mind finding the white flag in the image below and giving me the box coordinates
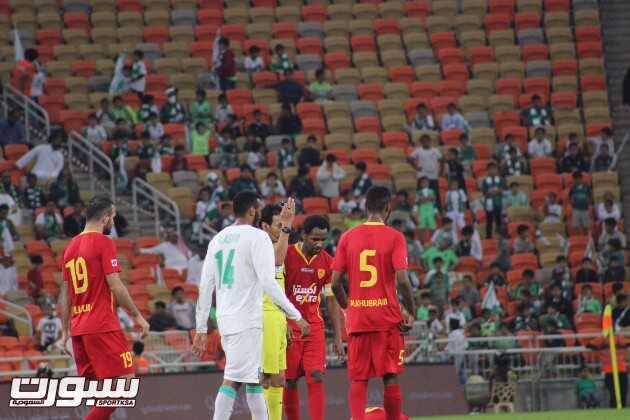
[211,28,222,88]
[13,26,24,61]
[109,53,127,95]
[482,282,503,315]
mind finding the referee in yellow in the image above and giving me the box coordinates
[259,198,295,419]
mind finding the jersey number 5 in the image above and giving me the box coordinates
[359,249,377,288]
[65,257,89,294]
[215,249,235,289]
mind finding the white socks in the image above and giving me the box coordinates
[213,385,236,420]
[246,385,269,420]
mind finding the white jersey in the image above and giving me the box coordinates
[196,224,302,336]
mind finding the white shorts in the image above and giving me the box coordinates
[221,327,263,384]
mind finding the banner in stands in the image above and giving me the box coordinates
[0,364,467,419]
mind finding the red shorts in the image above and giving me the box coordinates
[347,329,404,381]
[72,330,134,379]
[286,328,326,380]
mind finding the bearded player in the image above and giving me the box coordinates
[259,199,295,420]
[331,186,415,420]
[60,195,150,420]
[283,215,344,420]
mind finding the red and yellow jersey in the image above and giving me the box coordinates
[331,222,408,334]
[284,243,333,334]
[62,231,121,336]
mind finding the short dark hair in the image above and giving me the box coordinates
[133,49,144,58]
[171,286,184,295]
[449,318,461,330]
[523,269,535,278]
[155,301,166,309]
[30,255,43,265]
[132,341,144,355]
[219,37,229,47]
[355,161,367,171]
[260,203,282,227]
[517,224,529,234]
[302,215,329,234]
[365,186,391,213]
[232,190,261,218]
[0,204,8,212]
[86,195,114,221]
[582,284,592,292]
[605,217,617,227]
[325,153,336,163]
[462,225,474,235]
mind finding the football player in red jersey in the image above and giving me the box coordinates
[331,186,415,420]
[283,215,344,420]
[60,196,150,420]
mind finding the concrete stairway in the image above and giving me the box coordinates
[599,0,630,238]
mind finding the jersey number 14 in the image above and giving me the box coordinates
[215,249,235,289]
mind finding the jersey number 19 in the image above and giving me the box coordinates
[215,249,235,289]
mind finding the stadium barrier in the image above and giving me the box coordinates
[67,130,116,202]
[1,83,50,145]
[131,177,182,238]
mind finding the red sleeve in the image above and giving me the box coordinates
[100,236,121,275]
[322,254,333,285]
[391,231,408,271]
[331,232,348,273]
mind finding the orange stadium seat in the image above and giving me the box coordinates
[522,44,549,61]
[303,118,327,137]
[523,77,550,97]
[469,47,495,66]
[489,0,516,17]
[580,75,606,92]
[63,13,90,32]
[3,145,28,161]
[374,19,401,36]
[272,22,298,39]
[403,1,430,19]
[575,27,602,43]
[544,0,571,12]
[297,37,323,55]
[358,84,385,101]
[484,14,513,32]
[515,12,541,30]
[36,29,63,47]
[198,9,224,26]
[552,59,578,76]
[351,149,379,164]
[301,5,327,22]
[302,197,330,214]
[117,0,143,12]
[325,52,351,71]
[431,32,457,51]
[222,25,247,43]
[389,66,416,84]
[351,35,377,53]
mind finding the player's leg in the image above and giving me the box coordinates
[240,328,269,419]
[262,312,286,420]
[382,374,402,420]
[380,330,405,420]
[347,333,369,420]
[303,332,327,420]
[214,379,242,420]
[283,339,303,420]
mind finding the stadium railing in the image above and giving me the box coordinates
[1,83,50,145]
[67,130,116,202]
[131,177,182,238]
[0,297,33,337]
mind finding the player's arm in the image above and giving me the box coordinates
[396,270,416,319]
[392,231,416,328]
[192,248,216,357]
[274,198,295,265]
[59,271,72,353]
[106,273,149,336]
[324,286,344,356]
[331,271,348,309]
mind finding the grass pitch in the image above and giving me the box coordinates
[412,408,629,419]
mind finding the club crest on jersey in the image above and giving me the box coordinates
[317,269,326,279]
[111,259,118,267]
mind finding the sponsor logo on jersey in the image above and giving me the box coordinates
[292,283,319,304]
[111,259,118,267]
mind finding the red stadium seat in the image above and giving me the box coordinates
[443,64,469,82]
[354,117,381,134]
[44,79,66,96]
[431,96,457,116]
[59,111,89,133]
[469,47,495,66]
[382,132,409,148]
[324,52,351,71]
[522,44,549,62]
[523,77,550,98]
[403,0,430,19]
[302,197,330,215]
[302,118,327,137]
[374,19,401,36]
[575,27,602,43]
[296,37,323,55]
[489,0,516,17]
[484,14,513,32]
[117,0,142,12]
[198,9,224,26]
[185,155,209,171]
[544,0,570,12]
[226,89,253,106]
[530,158,556,175]
[358,84,385,101]
[430,32,457,51]
[351,35,377,53]
[351,149,379,164]
[580,75,606,92]
[63,13,90,32]
[438,80,466,98]
[301,4,327,22]
[410,81,437,99]
[388,66,416,84]
[297,103,323,119]
[3,145,28,161]
[252,72,278,88]
[195,24,221,42]
[36,29,63,47]
[221,25,247,43]
[493,111,521,133]
[551,91,577,109]
[496,78,523,99]
[71,60,96,77]
[552,59,578,76]
[438,48,465,66]
[327,148,351,165]
[144,26,170,45]
[272,22,298,39]
[515,12,541,31]
[366,164,391,180]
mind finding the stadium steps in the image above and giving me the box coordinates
[600,0,630,241]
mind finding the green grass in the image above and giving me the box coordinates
[411,408,630,420]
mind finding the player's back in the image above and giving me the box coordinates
[206,224,271,335]
[62,232,121,336]
[336,222,407,334]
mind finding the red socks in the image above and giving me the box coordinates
[283,386,300,420]
[349,380,368,420]
[85,407,116,420]
[384,383,402,420]
[306,381,325,420]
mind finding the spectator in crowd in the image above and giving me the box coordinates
[192,187,219,243]
[512,224,535,254]
[246,141,265,170]
[260,172,286,199]
[440,103,470,133]
[455,225,483,262]
[159,135,174,156]
[344,207,365,229]
[148,301,177,332]
[136,133,159,174]
[191,121,211,157]
[96,98,115,132]
[161,87,186,124]
[415,292,432,321]
[0,204,18,242]
[247,110,271,141]
[404,103,436,134]
[129,50,147,97]
[512,303,540,332]
[190,88,213,127]
[220,113,242,140]
[35,201,63,241]
[570,171,592,234]
[588,127,615,159]
[502,146,528,176]
[560,142,589,173]
[443,148,465,188]
[458,133,476,172]
[446,318,467,384]
[111,95,137,126]
[215,37,236,91]
[598,217,626,251]
[133,341,150,375]
[275,103,302,136]
[216,202,235,230]
[274,70,304,106]
[410,134,442,201]
[541,191,563,223]
[459,275,480,309]
[140,229,192,274]
[62,203,86,237]
[422,238,459,271]
[575,366,599,409]
[11,48,38,97]
[426,270,449,311]
[109,54,133,95]
[0,183,20,227]
[297,135,321,167]
[444,178,467,230]
[337,189,358,215]
[578,285,602,314]
[352,161,372,198]
[277,137,296,169]
[186,247,204,285]
[146,113,164,141]
[137,94,159,124]
[170,144,188,174]
[214,93,234,124]
[479,309,499,337]
[482,162,506,238]
[592,143,614,172]
[49,170,80,208]
[288,165,316,200]
[168,286,195,330]
[576,257,598,284]
[36,305,62,351]
[214,130,238,169]
[545,283,573,321]
[522,94,552,127]
[603,255,625,284]
[0,206,14,263]
[511,269,540,301]
[0,109,26,146]
[540,304,571,330]
[486,262,507,287]
[23,173,45,210]
[26,255,43,302]
[1,172,21,206]
[309,69,332,102]
[83,113,107,145]
[15,135,64,183]
[497,133,522,162]
[244,45,265,73]
[597,193,621,222]
[431,216,457,245]
[528,127,553,158]
[316,154,345,198]
[228,165,258,199]
[270,43,294,73]
[445,298,468,332]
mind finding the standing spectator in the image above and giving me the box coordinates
[96,97,116,132]
[309,69,332,102]
[0,109,26,146]
[0,204,18,242]
[22,173,45,210]
[1,172,21,205]
[297,135,321,167]
[112,95,137,126]
[228,165,259,199]
[35,306,62,351]
[288,165,316,200]
[458,133,476,172]
[243,45,265,73]
[168,286,195,330]
[415,176,437,236]
[592,143,614,172]
[528,127,553,158]
[247,110,271,140]
[274,70,305,106]
[161,87,186,124]
[404,103,436,134]
[588,127,615,159]
[215,37,236,91]
[316,154,346,198]
[34,201,63,241]
[11,48,38,97]
[522,94,552,127]
[410,134,442,201]
[444,178,467,230]
[482,162,506,238]
[140,229,192,274]
[351,161,372,198]
[440,103,470,133]
[275,103,302,136]
[446,318,467,384]
[148,301,177,332]
[214,93,234,124]
[109,54,133,95]
[459,275,480,309]
[247,142,265,170]
[597,194,621,222]
[270,43,294,73]
[277,137,296,169]
[443,148,465,189]
[260,172,286,199]
[191,121,211,157]
[190,88,213,126]
[569,171,592,234]
[49,170,80,208]
[137,94,159,124]
[561,142,589,173]
[130,50,147,97]
[186,248,204,285]
[15,136,64,183]
[83,113,107,145]
[62,203,86,237]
